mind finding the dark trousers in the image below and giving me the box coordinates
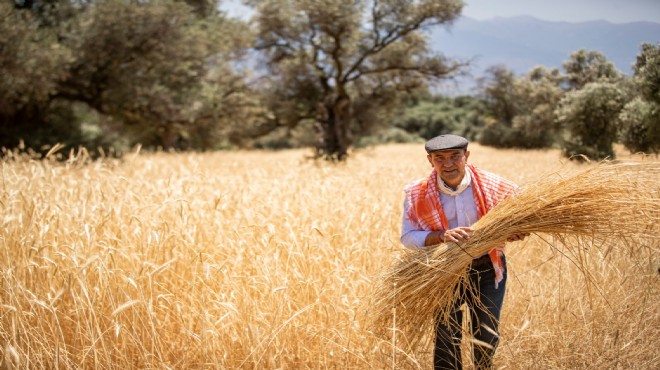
[433,255,507,370]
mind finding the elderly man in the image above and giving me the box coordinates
[400,134,523,369]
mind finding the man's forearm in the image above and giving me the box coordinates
[400,230,431,249]
[424,230,445,246]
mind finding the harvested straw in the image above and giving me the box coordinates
[370,161,660,349]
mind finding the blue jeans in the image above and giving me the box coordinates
[433,255,507,370]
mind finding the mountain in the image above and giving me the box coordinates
[430,16,660,80]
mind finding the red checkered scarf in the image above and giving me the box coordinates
[404,164,518,285]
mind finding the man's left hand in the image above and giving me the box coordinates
[507,232,530,242]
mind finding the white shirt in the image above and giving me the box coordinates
[400,183,479,249]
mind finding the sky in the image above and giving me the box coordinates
[222,0,660,24]
[462,0,660,24]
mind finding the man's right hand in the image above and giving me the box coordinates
[442,227,474,243]
[424,227,474,246]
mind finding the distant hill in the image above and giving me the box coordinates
[430,16,660,80]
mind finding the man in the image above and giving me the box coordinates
[400,134,524,369]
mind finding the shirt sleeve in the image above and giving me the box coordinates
[400,197,430,249]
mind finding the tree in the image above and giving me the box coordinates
[555,81,627,160]
[478,65,563,148]
[633,43,660,104]
[619,97,659,154]
[1,0,253,153]
[0,2,70,143]
[563,49,620,90]
[57,0,253,149]
[393,95,486,141]
[510,66,564,147]
[618,43,660,154]
[250,0,464,160]
[477,50,624,152]
[480,65,518,124]
[553,49,629,161]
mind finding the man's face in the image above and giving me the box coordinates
[427,149,470,188]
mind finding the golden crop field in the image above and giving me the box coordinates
[1,144,658,369]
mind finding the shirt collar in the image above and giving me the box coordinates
[437,169,471,196]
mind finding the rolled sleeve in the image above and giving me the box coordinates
[401,198,429,249]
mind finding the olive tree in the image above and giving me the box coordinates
[1,0,253,152]
[563,49,620,90]
[555,82,628,160]
[478,65,563,148]
[510,66,564,147]
[250,0,464,160]
[0,2,70,144]
[619,43,660,154]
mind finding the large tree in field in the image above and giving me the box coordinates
[1,0,254,152]
[250,0,464,160]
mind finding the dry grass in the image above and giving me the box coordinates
[0,144,658,369]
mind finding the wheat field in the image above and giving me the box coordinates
[1,144,658,369]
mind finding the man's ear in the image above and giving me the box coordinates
[464,150,470,162]
[427,154,433,166]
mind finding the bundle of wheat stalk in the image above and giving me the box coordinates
[370,161,660,349]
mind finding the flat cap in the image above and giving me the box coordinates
[424,134,469,153]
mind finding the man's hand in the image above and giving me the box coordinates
[507,232,530,242]
[425,227,474,246]
[443,227,474,243]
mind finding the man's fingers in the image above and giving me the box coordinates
[444,229,471,243]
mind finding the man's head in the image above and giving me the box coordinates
[425,134,470,189]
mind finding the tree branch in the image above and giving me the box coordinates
[342,15,436,84]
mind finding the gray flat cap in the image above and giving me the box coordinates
[424,134,468,153]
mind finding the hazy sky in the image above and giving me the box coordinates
[462,0,660,23]
[222,0,660,24]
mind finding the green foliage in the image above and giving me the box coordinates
[476,51,635,154]
[393,95,486,141]
[0,2,70,123]
[556,81,628,160]
[633,43,660,104]
[1,0,253,154]
[478,120,516,148]
[480,66,518,126]
[619,98,660,154]
[478,65,563,148]
[394,101,458,138]
[60,0,254,149]
[618,43,660,154]
[509,66,564,148]
[563,49,620,90]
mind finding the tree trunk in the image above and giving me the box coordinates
[159,123,183,150]
[315,94,351,161]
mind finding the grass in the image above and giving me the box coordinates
[0,144,658,369]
